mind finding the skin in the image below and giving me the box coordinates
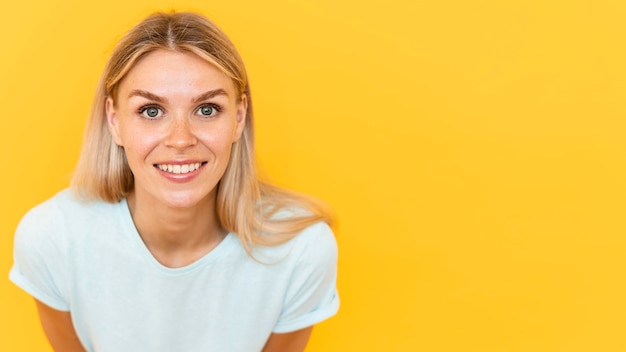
[106,49,247,267]
[35,300,84,352]
[36,49,314,351]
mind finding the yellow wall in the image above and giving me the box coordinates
[2,0,626,351]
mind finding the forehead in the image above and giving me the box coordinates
[117,49,236,97]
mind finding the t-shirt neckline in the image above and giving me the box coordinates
[119,197,237,276]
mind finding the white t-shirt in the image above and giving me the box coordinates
[9,190,339,352]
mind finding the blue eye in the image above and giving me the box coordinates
[139,105,163,119]
[197,104,220,117]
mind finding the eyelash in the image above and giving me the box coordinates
[137,103,222,119]
[138,104,163,119]
[196,103,222,117]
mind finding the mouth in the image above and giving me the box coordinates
[154,162,206,174]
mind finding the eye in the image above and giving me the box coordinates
[138,105,163,119]
[197,104,221,118]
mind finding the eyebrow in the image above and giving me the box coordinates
[127,89,229,104]
[128,90,165,102]
[192,89,228,104]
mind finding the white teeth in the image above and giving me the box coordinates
[157,163,202,174]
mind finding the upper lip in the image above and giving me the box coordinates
[154,160,205,165]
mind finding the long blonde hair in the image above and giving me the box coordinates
[71,12,334,251]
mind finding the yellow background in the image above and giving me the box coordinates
[2,0,626,351]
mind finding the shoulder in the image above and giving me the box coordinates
[294,222,338,275]
[11,189,117,311]
[17,190,74,241]
[290,222,337,258]
[247,221,338,292]
[251,221,338,271]
[16,189,121,245]
[21,188,108,217]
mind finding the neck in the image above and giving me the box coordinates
[126,190,226,268]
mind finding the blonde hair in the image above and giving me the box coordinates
[71,12,334,251]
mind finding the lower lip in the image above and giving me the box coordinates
[154,164,205,183]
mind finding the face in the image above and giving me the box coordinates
[106,49,246,210]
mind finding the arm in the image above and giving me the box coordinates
[35,300,86,352]
[262,327,313,352]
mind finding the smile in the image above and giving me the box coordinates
[155,162,204,174]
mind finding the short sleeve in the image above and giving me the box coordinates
[272,222,340,333]
[9,202,70,311]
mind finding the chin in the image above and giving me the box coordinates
[161,189,215,209]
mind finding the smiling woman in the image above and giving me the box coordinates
[8,12,338,352]
[107,50,245,217]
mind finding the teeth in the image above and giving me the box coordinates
[157,163,202,174]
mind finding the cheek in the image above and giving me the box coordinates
[199,138,231,162]
[119,126,161,160]
[197,121,238,148]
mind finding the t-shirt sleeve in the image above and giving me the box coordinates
[9,202,70,311]
[272,222,340,333]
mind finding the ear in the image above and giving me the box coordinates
[233,94,248,142]
[106,97,124,146]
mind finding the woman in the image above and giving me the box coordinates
[9,12,338,352]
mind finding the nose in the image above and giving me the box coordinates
[164,115,197,150]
